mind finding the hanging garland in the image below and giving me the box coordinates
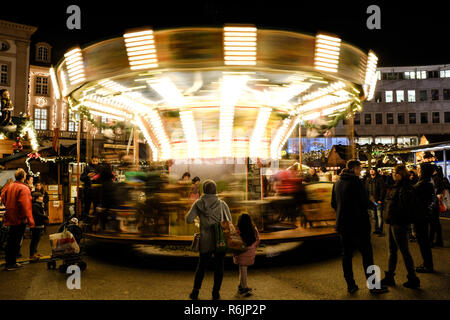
[68,96,133,133]
[25,152,76,177]
[0,118,40,152]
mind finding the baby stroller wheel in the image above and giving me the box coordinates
[47,261,56,269]
[77,261,87,271]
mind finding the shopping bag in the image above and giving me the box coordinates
[438,196,447,213]
[190,233,200,252]
[49,229,80,256]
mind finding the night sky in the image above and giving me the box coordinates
[1,0,449,67]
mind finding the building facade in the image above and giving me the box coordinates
[0,19,37,115]
[347,64,450,145]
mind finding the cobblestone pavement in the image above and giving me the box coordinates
[0,219,449,300]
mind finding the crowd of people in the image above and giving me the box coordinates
[332,160,448,294]
[0,169,52,270]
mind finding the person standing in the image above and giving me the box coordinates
[186,179,231,300]
[430,166,445,247]
[331,160,388,294]
[365,168,386,236]
[25,175,34,192]
[1,169,35,270]
[189,177,201,202]
[413,163,435,273]
[29,192,48,260]
[381,165,420,288]
[34,182,49,215]
[233,213,260,297]
[80,156,100,219]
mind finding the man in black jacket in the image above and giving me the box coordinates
[413,163,435,273]
[80,156,100,219]
[29,192,48,259]
[366,168,386,235]
[332,160,388,294]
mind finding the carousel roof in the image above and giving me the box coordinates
[53,27,378,161]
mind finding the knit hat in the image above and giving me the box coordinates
[203,179,217,194]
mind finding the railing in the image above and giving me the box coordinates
[36,130,128,142]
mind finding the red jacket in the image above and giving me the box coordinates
[1,181,34,227]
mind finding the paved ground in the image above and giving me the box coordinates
[0,219,449,300]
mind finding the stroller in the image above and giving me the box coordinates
[47,215,87,272]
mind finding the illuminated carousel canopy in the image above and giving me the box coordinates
[53,26,378,161]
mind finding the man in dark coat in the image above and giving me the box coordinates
[412,163,435,273]
[365,168,386,235]
[332,160,388,294]
[80,156,100,219]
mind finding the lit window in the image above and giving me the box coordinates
[408,90,416,102]
[440,70,445,78]
[404,71,415,79]
[0,63,8,85]
[35,77,49,95]
[376,71,381,80]
[385,91,393,103]
[396,90,404,102]
[375,137,395,144]
[34,108,48,130]
[447,70,450,78]
[68,113,80,132]
[416,71,427,79]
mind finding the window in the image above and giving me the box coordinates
[432,112,440,124]
[444,89,450,100]
[0,41,9,52]
[421,112,428,124]
[445,112,450,123]
[68,113,80,132]
[385,91,393,103]
[36,45,50,63]
[431,89,439,100]
[396,90,404,102]
[387,113,394,124]
[420,90,428,101]
[409,113,416,124]
[35,77,49,95]
[416,71,427,79]
[34,108,48,130]
[375,91,382,103]
[404,71,415,79]
[408,90,416,102]
[375,137,395,145]
[354,113,360,125]
[375,113,383,124]
[0,63,9,85]
[364,114,372,125]
[428,71,439,78]
[376,71,381,80]
[397,136,418,146]
[440,70,450,78]
[397,113,405,124]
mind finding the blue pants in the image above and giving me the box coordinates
[369,206,384,233]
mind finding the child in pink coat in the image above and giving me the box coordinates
[233,214,260,296]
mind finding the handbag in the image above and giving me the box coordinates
[214,204,230,254]
[190,233,200,252]
[223,222,247,252]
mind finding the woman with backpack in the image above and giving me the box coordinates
[233,213,260,297]
[185,179,231,300]
[381,165,420,288]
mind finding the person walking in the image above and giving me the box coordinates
[1,169,35,271]
[29,192,48,260]
[331,160,388,294]
[233,213,260,297]
[413,163,435,273]
[80,155,100,219]
[365,168,386,236]
[186,179,231,300]
[381,165,420,289]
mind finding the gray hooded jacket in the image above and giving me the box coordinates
[185,194,231,253]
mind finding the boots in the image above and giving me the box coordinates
[189,289,199,300]
[403,275,420,289]
[380,271,396,286]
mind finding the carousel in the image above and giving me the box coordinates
[52,26,379,245]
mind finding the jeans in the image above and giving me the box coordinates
[340,231,375,286]
[415,221,434,269]
[369,206,384,233]
[193,251,226,293]
[5,224,26,266]
[29,228,43,257]
[387,224,416,277]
